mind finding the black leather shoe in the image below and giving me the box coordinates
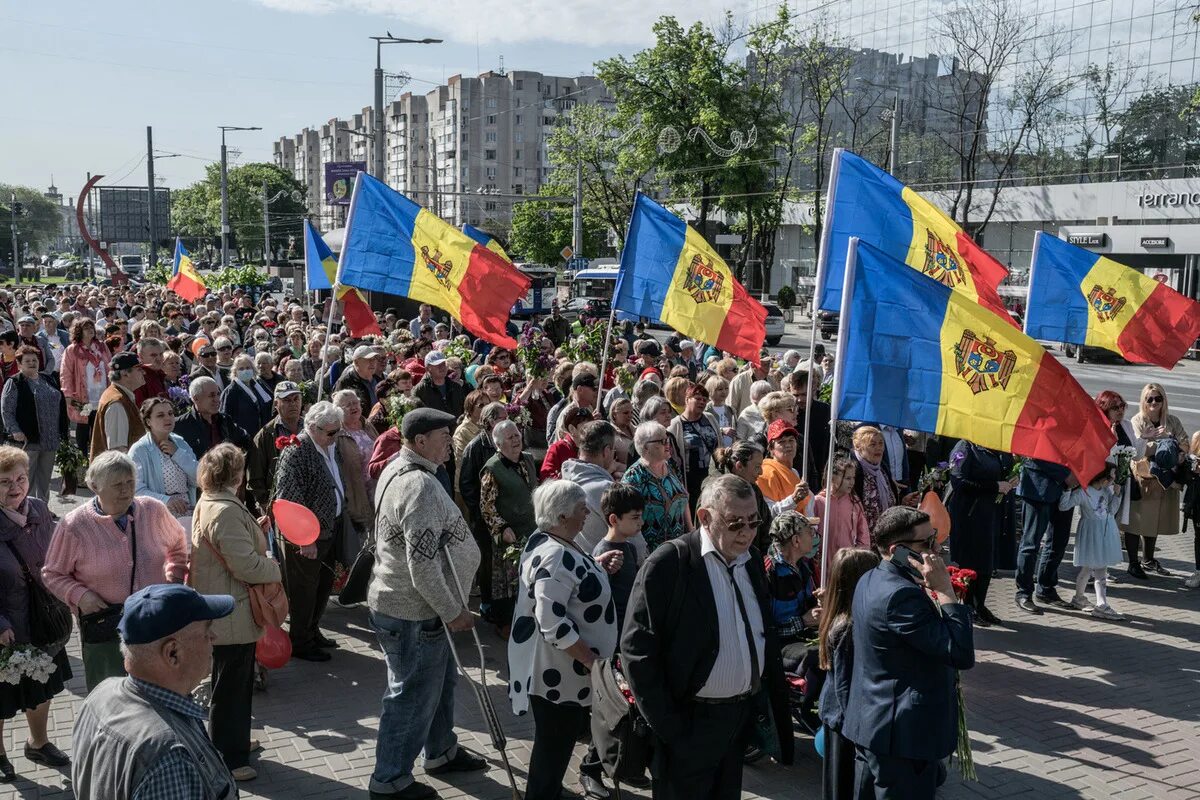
[314,633,340,649]
[1128,562,1150,580]
[1036,593,1072,609]
[292,647,332,662]
[977,606,1003,626]
[369,782,438,800]
[426,747,488,775]
[580,774,610,799]
[1016,597,1043,615]
[1143,559,1171,576]
[0,753,14,781]
[24,741,70,767]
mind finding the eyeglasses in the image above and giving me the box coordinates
[900,533,938,550]
[718,515,763,533]
[644,438,667,446]
[1146,396,1163,404]
[319,426,342,437]
[0,474,29,492]
[217,346,233,353]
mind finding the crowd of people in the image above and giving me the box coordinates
[0,281,1193,799]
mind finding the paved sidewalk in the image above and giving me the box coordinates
[1,488,1198,799]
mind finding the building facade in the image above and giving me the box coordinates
[273,70,610,237]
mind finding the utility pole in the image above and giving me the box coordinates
[8,192,18,283]
[888,93,903,176]
[572,160,583,260]
[371,34,443,182]
[430,134,439,217]
[219,125,261,268]
[262,182,271,267]
[147,126,157,270]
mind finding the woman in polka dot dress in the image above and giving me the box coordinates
[507,480,623,800]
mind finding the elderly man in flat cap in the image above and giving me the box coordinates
[367,407,486,799]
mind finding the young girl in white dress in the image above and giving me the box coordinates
[1061,462,1125,620]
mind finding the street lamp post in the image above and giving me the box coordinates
[219,125,262,267]
[371,33,442,182]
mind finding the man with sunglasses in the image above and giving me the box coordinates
[622,474,794,800]
[842,506,975,799]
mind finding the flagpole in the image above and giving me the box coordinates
[319,172,364,400]
[802,147,843,485]
[822,235,858,587]
[1023,231,1044,337]
[603,190,644,403]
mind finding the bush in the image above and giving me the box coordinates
[776,285,796,309]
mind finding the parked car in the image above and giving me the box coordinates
[818,309,839,340]
[1061,342,1127,364]
[763,302,785,346]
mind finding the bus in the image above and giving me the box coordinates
[510,262,559,318]
[565,261,643,322]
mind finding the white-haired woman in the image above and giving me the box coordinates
[272,401,349,661]
[333,389,379,496]
[479,419,538,635]
[508,480,622,800]
[255,351,282,397]
[43,451,188,690]
[622,420,691,552]
[221,353,272,439]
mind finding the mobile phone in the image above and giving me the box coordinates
[891,544,925,580]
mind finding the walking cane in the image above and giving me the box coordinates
[442,552,523,800]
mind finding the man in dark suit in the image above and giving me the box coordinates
[842,506,975,799]
[1014,459,1078,612]
[621,474,793,800]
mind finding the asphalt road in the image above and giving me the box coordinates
[665,315,1200,436]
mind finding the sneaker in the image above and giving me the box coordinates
[426,747,488,775]
[1127,561,1149,580]
[1035,592,1073,609]
[1184,570,1200,589]
[370,782,437,800]
[1143,559,1172,577]
[24,742,69,767]
[1068,593,1094,611]
[1091,604,1126,621]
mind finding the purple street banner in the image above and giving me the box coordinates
[325,161,367,206]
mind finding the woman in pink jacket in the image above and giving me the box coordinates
[59,318,112,458]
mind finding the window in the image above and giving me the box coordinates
[514,167,522,177]
[486,167,496,179]
[487,115,496,125]
[512,184,523,194]
[515,115,522,124]
[461,131,468,142]
[487,97,497,109]
[514,79,523,90]
[515,131,523,143]
[543,116,554,126]
[515,149,522,160]
[485,149,496,160]
[486,131,497,143]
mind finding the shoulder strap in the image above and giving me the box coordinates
[664,537,690,635]
[2,539,34,583]
[373,462,430,538]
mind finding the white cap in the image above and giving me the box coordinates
[351,345,376,361]
[679,339,695,350]
[424,351,447,367]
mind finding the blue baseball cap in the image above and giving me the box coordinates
[119,584,235,645]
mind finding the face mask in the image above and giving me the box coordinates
[807,532,822,560]
[237,369,256,382]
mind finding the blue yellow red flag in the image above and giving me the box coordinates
[1024,232,1200,369]
[303,218,380,337]
[461,224,512,263]
[338,173,530,348]
[613,193,767,363]
[834,239,1114,481]
[167,238,207,303]
[817,150,1013,326]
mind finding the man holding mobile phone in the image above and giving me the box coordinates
[842,506,975,798]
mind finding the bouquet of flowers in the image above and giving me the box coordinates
[274,434,300,452]
[441,338,475,368]
[816,382,832,403]
[296,380,316,406]
[917,462,951,495]
[0,643,58,686]
[997,458,1024,503]
[614,361,638,394]
[54,438,87,481]
[387,393,423,433]
[167,385,192,415]
[564,319,618,364]
[505,401,533,432]
[515,326,557,381]
[1111,445,1137,485]
[944,565,978,780]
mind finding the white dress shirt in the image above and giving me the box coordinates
[696,528,766,699]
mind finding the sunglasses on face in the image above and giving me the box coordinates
[719,515,763,533]
[901,533,938,550]
[1146,396,1163,404]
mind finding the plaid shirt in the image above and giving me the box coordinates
[128,679,236,800]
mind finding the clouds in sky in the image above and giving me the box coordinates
[252,0,747,46]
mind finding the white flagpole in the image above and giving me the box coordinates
[1023,231,1044,337]
[602,190,644,404]
[822,235,858,586]
[802,147,843,485]
[319,173,364,400]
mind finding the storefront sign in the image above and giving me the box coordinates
[1138,191,1200,209]
[1068,233,1107,247]
[1140,237,1171,248]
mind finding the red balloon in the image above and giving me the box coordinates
[256,625,292,669]
[920,491,952,544]
[273,499,320,546]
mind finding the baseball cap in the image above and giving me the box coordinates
[119,584,234,645]
[274,381,301,399]
[17,315,35,325]
[424,351,447,367]
[767,418,800,443]
[197,344,216,357]
[679,339,695,351]
[110,352,141,372]
[352,345,376,361]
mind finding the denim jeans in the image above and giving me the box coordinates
[1015,499,1074,599]
[369,610,459,794]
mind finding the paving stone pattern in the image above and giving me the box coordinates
[1,491,1197,799]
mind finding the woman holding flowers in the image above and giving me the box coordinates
[0,445,72,778]
[1127,383,1189,576]
[479,420,538,636]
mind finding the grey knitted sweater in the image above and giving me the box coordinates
[368,447,481,623]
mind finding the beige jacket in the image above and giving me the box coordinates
[190,489,283,646]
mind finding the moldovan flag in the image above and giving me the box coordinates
[835,239,1114,481]
[303,219,380,337]
[817,149,1014,327]
[167,238,207,302]
[462,224,512,263]
[613,193,767,364]
[1024,232,1200,369]
[338,173,530,348]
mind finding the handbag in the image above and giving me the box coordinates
[590,656,654,784]
[79,514,139,645]
[3,540,71,655]
[339,462,427,606]
[198,504,289,628]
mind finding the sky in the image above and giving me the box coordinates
[0,0,762,203]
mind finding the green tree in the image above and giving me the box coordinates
[508,187,607,265]
[0,185,64,261]
[170,163,306,263]
[1110,85,1200,176]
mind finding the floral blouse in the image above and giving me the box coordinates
[622,459,688,552]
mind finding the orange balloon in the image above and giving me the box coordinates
[256,625,292,669]
[272,499,320,546]
[920,491,951,543]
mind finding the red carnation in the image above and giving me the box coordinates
[275,435,299,451]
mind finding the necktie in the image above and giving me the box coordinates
[726,562,762,695]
